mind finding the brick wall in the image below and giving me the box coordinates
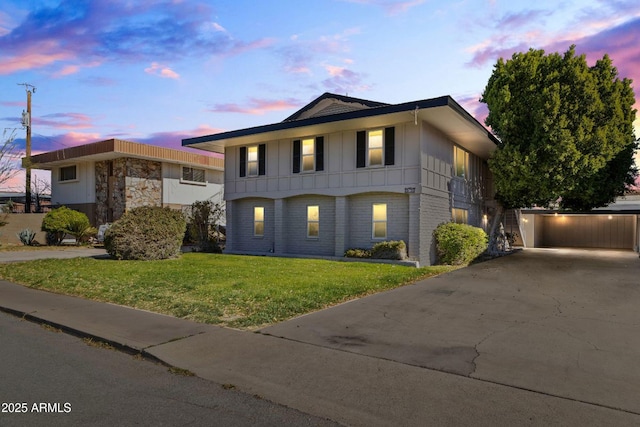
[347,192,409,251]
[283,195,336,256]
[231,198,274,253]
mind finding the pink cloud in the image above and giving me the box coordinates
[208,98,302,115]
[144,62,180,79]
[457,94,489,128]
[497,10,552,30]
[321,66,369,93]
[35,113,94,130]
[0,41,74,75]
[342,0,425,15]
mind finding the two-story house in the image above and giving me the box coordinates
[183,93,498,266]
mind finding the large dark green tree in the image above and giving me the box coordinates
[481,46,638,248]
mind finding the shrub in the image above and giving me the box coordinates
[64,215,97,245]
[42,206,92,245]
[434,222,487,266]
[344,248,371,258]
[186,199,225,253]
[371,240,407,260]
[17,228,37,246]
[104,206,186,260]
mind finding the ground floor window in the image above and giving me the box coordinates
[372,203,387,239]
[307,205,319,238]
[254,206,264,236]
[452,208,468,224]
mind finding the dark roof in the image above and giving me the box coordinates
[283,92,389,122]
[183,94,499,147]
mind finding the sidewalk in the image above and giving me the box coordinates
[1,280,638,426]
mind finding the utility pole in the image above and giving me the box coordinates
[18,83,35,213]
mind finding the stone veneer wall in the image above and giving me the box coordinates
[125,158,162,211]
[94,158,161,225]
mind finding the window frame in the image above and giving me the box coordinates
[254,206,265,237]
[307,205,319,239]
[452,208,468,224]
[357,127,395,168]
[59,165,77,183]
[372,203,387,239]
[454,146,469,179]
[239,144,266,178]
[293,136,324,174]
[181,166,206,185]
[247,146,259,177]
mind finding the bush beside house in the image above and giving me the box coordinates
[41,206,95,245]
[104,206,186,260]
[434,222,487,266]
[345,240,408,260]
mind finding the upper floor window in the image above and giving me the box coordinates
[293,137,324,173]
[372,203,387,239]
[357,127,395,168]
[307,205,319,238]
[454,146,468,178]
[59,165,77,182]
[182,166,205,184]
[239,144,266,177]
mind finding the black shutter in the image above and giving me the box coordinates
[258,144,266,175]
[384,127,395,166]
[315,136,324,171]
[356,131,366,168]
[292,140,301,174]
[239,146,246,177]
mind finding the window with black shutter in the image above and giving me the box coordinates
[357,127,395,168]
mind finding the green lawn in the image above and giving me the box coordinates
[0,253,455,329]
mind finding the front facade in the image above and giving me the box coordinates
[184,93,497,266]
[27,139,224,226]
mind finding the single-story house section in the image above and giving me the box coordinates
[183,92,498,266]
[516,194,640,252]
[25,139,224,226]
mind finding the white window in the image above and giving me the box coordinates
[302,138,315,172]
[454,146,468,178]
[307,205,319,238]
[368,129,384,166]
[59,165,77,182]
[247,146,259,176]
[254,207,264,237]
[452,208,468,224]
[181,166,205,184]
[372,203,387,239]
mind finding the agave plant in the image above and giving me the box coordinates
[17,228,37,246]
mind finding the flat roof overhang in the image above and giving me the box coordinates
[183,96,499,160]
[24,139,224,170]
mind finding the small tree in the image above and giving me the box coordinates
[0,129,20,188]
[187,198,225,252]
[481,45,638,252]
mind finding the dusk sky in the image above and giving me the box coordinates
[1,0,639,190]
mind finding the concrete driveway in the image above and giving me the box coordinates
[262,248,640,415]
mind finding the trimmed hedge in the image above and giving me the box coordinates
[345,240,407,260]
[434,222,487,266]
[371,240,407,260]
[104,206,186,260]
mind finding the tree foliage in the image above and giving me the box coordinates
[481,46,638,211]
[0,129,20,188]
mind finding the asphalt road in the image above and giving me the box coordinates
[0,311,339,427]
